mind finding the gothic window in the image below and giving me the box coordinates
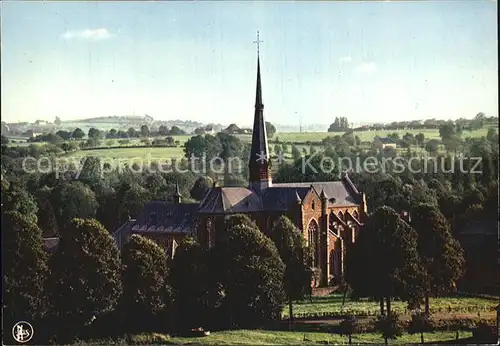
[352,210,359,220]
[329,250,336,277]
[206,217,214,248]
[307,220,320,268]
[338,211,344,221]
[149,212,157,225]
[311,200,315,210]
[266,216,273,232]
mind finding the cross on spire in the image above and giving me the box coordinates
[253,31,263,55]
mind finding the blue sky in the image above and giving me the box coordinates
[1,1,497,126]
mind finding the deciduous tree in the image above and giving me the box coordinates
[48,218,122,340]
[3,211,48,326]
[271,216,312,328]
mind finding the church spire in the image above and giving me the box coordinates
[248,31,272,193]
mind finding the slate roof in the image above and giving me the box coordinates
[272,179,362,207]
[198,187,263,213]
[197,175,362,213]
[131,201,199,234]
[261,186,311,211]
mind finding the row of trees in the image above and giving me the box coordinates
[350,113,497,131]
[3,203,312,343]
[27,125,187,144]
[347,204,465,316]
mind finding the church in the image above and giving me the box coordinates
[114,50,367,287]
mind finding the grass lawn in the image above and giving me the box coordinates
[283,294,498,318]
[122,330,473,345]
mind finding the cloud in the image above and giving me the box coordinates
[61,28,112,41]
[339,56,352,63]
[356,62,377,74]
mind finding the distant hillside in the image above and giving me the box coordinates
[70,115,154,124]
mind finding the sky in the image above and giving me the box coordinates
[1,1,498,127]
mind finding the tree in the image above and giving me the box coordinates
[415,133,425,145]
[211,214,286,328]
[52,181,99,229]
[274,144,282,156]
[72,128,85,140]
[88,127,102,139]
[265,121,276,138]
[170,238,218,331]
[410,203,465,313]
[140,124,150,137]
[184,134,222,166]
[48,218,122,340]
[127,127,138,138]
[120,234,171,331]
[55,116,62,126]
[375,313,403,345]
[328,117,349,132]
[35,186,59,237]
[1,183,39,224]
[339,315,360,345]
[169,125,185,135]
[107,128,118,139]
[56,130,72,140]
[408,311,433,344]
[425,139,440,155]
[2,211,48,326]
[190,176,213,200]
[216,132,244,163]
[271,216,312,329]
[438,122,456,139]
[2,134,10,144]
[78,156,103,187]
[158,125,169,136]
[346,206,425,315]
[486,128,498,143]
[291,145,302,161]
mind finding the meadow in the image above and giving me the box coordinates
[6,127,493,165]
[282,294,497,319]
[77,330,473,345]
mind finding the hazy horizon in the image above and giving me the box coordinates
[1,1,498,126]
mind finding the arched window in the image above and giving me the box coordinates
[311,200,315,210]
[307,220,320,267]
[338,211,344,221]
[149,212,157,225]
[266,216,273,232]
[329,250,336,277]
[352,210,359,220]
[206,217,214,248]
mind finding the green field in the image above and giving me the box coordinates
[67,147,185,162]
[265,127,492,144]
[85,330,472,345]
[283,294,497,319]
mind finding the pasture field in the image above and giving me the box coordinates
[92,330,473,345]
[66,147,185,163]
[265,127,491,144]
[282,294,498,319]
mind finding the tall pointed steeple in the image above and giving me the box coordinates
[248,31,272,193]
